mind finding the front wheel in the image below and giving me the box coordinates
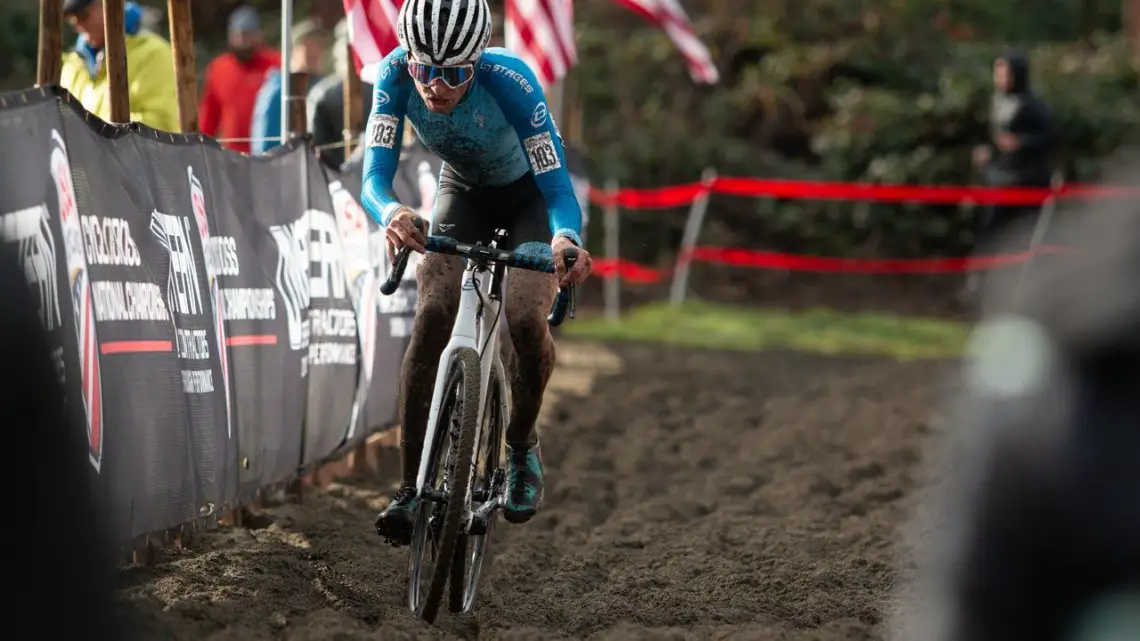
[405,347,481,624]
[449,361,508,613]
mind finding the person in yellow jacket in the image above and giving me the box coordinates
[60,0,180,133]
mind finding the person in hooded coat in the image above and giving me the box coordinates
[974,51,1057,235]
[963,51,1057,299]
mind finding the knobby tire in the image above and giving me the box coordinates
[448,367,506,613]
[419,347,481,624]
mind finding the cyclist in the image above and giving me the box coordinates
[361,0,593,546]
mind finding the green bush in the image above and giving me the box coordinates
[2,0,1136,260]
[573,1,1140,258]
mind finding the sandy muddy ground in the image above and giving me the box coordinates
[115,340,951,640]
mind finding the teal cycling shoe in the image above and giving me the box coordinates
[503,441,544,524]
[375,484,419,546]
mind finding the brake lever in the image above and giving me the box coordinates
[562,247,579,320]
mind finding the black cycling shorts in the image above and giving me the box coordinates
[428,165,552,251]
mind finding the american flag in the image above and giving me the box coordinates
[343,0,402,84]
[344,0,718,87]
[503,0,577,88]
[612,0,719,84]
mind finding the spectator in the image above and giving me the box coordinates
[972,52,1056,240]
[250,20,327,155]
[199,6,281,154]
[307,18,373,169]
[60,0,179,132]
[963,51,1056,300]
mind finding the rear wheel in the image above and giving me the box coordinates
[448,362,508,613]
[404,347,481,624]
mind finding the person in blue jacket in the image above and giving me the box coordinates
[362,0,593,545]
[249,20,325,154]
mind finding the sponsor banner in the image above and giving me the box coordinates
[133,135,238,519]
[59,105,204,538]
[333,145,439,434]
[0,87,592,543]
[0,92,117,532]
[0,87,420,542]
[201,145,303,499]
[295,156,359,466]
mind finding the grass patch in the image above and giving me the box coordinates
[564,301,969,359]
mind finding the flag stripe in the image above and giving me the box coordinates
[504,0,576,87]
[344,0,402,75]
[613,0,719,84]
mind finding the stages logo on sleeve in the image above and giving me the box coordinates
[479,61,535,94]
[368,114,399,149]
[524,132,561,175]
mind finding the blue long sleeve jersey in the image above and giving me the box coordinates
[360,46,583,246]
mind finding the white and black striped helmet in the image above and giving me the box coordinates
[397,0,493,67]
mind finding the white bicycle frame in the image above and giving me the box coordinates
[414,255,511,512]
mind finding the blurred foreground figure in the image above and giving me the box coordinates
[0,250,124,639]
[893,167,1140,641]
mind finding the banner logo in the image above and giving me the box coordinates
[271,210,356,376]
[150,210,202,315]
[269,215,312,352]
[51,129,104,472]
[152,209,220,397]
[188,166,233,437]
[0,205,62,333]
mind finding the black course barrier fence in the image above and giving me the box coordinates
[0,86,423,544]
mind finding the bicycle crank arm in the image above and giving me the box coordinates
[467,497,501,536]
[420,487,448,504]
[467,468,506,536]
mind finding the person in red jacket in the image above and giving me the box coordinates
[198,6,280,153]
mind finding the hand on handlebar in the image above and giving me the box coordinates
[552,236,591,288]
[384,207,427,260]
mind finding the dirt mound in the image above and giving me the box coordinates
[115,342,951,640]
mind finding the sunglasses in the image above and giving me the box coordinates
[407,61,474,89]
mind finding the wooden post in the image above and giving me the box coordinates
[37,0,64,86]
[288,71,309,137]
[342,40,363,159]
[102,0,130,122]
[131,534,153,566]
[167,0,198,133]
